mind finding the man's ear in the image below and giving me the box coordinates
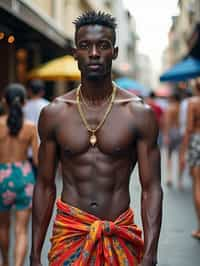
[72,47,78,60]
[112,47,118,60]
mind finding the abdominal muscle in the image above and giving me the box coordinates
[61,171,131,221]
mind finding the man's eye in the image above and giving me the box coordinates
[79,43,89,49]
[99,42,110,49]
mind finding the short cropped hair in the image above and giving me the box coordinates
[73,11,117,45]
[28,80,44,95]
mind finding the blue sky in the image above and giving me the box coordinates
[123,0,179,71]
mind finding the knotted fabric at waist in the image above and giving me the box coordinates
[48,199,144,266]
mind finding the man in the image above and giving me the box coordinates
[163,92,182,187]
[181,79,200,239]
[23,80,49,176]
[24,79,49,125]
[145,91,163,127]
[30,11,162,266]
[178,89,193,189]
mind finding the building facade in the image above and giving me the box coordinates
[0,0,139,97]
[164,0,200,69]
[0,0,72,97]
[111,0,138,77]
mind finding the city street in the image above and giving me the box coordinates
[1,1,200,266]
[9,151,200,266]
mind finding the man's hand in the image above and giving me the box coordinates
[140,256,157,266]
[30,255,42,266]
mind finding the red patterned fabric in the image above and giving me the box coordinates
[48,199,144,265]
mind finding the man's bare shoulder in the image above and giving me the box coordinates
[41,90,76,118]
[116,89,149,113]
[55,89,77,104]
[115,87,143,104]
[116,88,157,131]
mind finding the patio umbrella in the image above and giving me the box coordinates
[28,55,80,81]
[115,77,147,95]
[160,56,200,82]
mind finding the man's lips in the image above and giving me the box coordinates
[88,64,102,70]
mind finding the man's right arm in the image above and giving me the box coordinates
[30,104,59,266]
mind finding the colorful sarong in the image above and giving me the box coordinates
[48,200,144,266]
[188,133,200,167]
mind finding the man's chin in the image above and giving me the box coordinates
[86,73,103,81]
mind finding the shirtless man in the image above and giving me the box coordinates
[30,11,163,266]
[181,79,200,239]
[163,93,182,187]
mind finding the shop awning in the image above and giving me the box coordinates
[160,56,200,82]
[28,55,81,81]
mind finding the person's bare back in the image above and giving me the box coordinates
[187,96,200,133]
[0,115,38,164]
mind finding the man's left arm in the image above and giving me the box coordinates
[137,106,163,266]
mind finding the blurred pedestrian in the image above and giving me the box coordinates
[178,89,193,189]
[0,84,38,266]
[145,91,163,126]
[145,91,164,146]
[163,92,182,187]
[23,80,49,176]
[181,78,200,239]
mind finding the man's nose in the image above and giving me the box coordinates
[89,44,100,57]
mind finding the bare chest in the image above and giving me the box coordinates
[55,104,138,156]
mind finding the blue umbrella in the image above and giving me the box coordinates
[160,56,200,82]
[115,77,147,95]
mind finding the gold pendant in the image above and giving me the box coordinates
[90,133,97,146]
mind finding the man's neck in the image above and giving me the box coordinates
[80,76,113,104]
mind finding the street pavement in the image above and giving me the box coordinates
[8,150,200,265]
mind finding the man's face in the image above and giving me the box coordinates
[73,25,118,80]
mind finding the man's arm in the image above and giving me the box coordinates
[30,104,59,266]
[30,124,39,166]
[137,106,163,266]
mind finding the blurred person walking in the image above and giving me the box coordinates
[181,79,200,239]
[163,93,182,187]
[23,80,49,125]
[23,80,49,176]
[145,91,164,146]
[145,91,163,126]
[0,84,38,266]
[179,89,193,189]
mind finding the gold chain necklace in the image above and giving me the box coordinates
[79,88,113,110]
[76,84,116,146]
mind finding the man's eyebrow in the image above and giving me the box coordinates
[98,39,112,42]
[77,38,112,44]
